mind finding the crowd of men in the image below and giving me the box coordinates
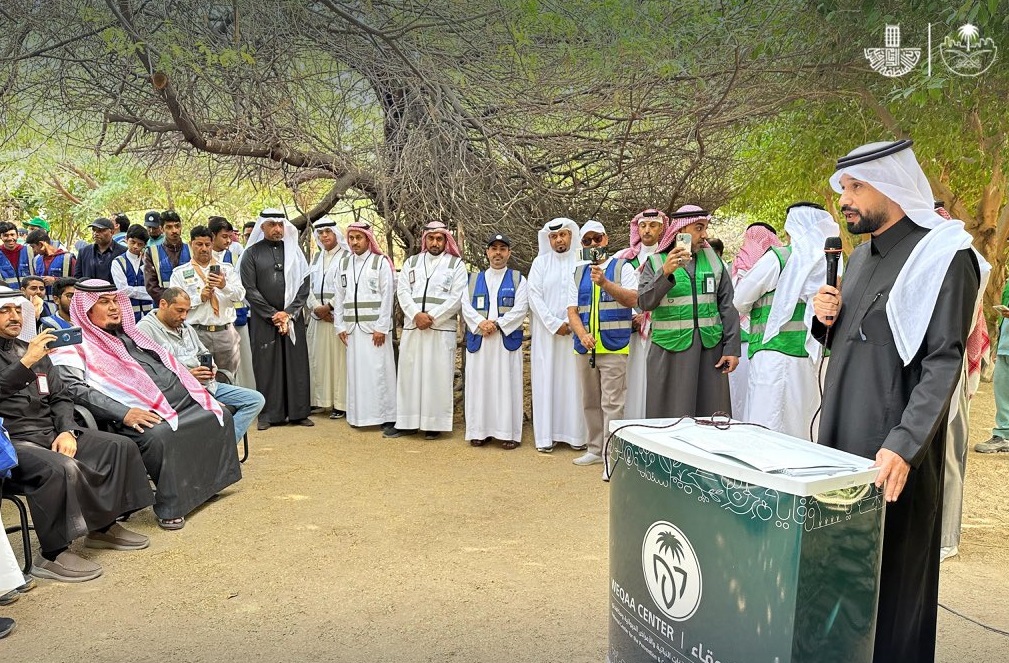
[0,140,995,661]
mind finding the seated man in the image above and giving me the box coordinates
[0,288,153,582]
[137,287,265,442]
[19,276,45,322]
[38,277,77,331]
[50,280,241,531]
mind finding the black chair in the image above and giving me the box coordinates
[2,491,32,574]
[73,403,100,431]
[214,373,249,463]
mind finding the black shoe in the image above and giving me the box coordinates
[424,431,441,440]
[381,422,397,433]
[330,410,346,420]
[0,617,14,639]
[257,421,271,431]
[293,418,315,427]
[383,427,417,439]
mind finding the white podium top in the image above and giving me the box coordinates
[609,418,880,497]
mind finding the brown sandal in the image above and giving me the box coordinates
[470,438,489,447]
[500,440,520,450]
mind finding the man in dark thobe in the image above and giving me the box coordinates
[812,140,984,663]
[637,204,740,418]
[0,288,153,582]
[50,280,241,531]
[239,209,312,430]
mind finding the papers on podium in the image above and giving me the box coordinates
[610,418,879,497]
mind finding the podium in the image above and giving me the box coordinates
[607,419,884,663]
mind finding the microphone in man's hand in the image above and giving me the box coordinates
[824,236,842,322]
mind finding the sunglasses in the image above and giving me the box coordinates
[581,234,604,246]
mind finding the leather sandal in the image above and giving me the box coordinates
[157,517,186,531]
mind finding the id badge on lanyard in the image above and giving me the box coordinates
[702,274,716,295]
[36,373,50,395]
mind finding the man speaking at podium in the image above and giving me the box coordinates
[811,140,985,663]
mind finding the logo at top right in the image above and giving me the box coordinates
[940,23,998,76]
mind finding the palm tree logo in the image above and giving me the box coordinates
[940,23,998,77]
[653,531,689,610]
[641,521,702,621]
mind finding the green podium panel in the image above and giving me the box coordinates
[607,420,884,663]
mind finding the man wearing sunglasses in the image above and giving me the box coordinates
[565,221,638,468]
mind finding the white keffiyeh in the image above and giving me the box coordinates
[830,142,990,365]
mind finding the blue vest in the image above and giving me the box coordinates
[34,252,73,308]
[573,259,633,354]
[153,244,190,287]
[220,250,249,326]
[40,315,72,331]
[0,246,31,288]
[465,269,523,353]
[115,254,154,323]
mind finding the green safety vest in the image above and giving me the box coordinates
[746,246,809,359]
[648,247,724,352]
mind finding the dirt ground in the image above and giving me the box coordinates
[2,385,1008,663]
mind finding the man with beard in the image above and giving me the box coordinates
[137,287,265,444]
[240,209,312,429]
[305,218,348,419]
[386,221,467,439]
[616,209,673,420]
[170,225,245,376]
[0,288,153,580]
[637,205,740,418]
[332,221,397,431]
[566,221,638,467]
[811,140,985,663]
[50,279,241,531]
[527,218,585,453]
[463,234,529,449]
[74,218,127,283]
[211,217,255,390]
[143,209,189,304]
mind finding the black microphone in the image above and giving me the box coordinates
[824,236,842,323]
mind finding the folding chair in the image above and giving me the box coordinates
[2,492,32,574]
[214,373,250,463]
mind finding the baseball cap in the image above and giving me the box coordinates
[144,211,162,227]
[88,218,114,231]
[26,217,51,232]
[486,232,512,247]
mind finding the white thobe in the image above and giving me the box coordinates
[395,252,468,431]
[623,244,657,420]
[332,251,397,427]
[733,252,820,440]
[463,267,529,442]
[729,268,752,420]
[0,513,22,594]
[306,247,347,410]
[528,254,585,449]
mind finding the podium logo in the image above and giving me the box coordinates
[641,521,702,621]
